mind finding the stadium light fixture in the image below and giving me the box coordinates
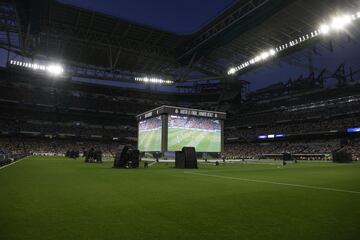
[319,24,330,34]
[269,49,276,56]
[261,51,270,60]
[9,60,64,76]
[46,64,64,76]
[228,10,360,75]
[228,68,236,75]
[331,15,352,30]
[135,77,174,84]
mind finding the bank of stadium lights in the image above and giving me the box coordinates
[9,60,64,76]
[228,12,360,75]
[134,77,173,84]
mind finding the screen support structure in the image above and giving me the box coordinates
[161,114,168,153]
[221,120,224,153]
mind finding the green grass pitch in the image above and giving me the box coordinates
[1,156,360,240]
[138,129,162,151]
[168,128,221,152]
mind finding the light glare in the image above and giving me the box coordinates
[135,76,173,84]
[331,15,352,30]
[260,52,269,60]
[269,49,276,56]
[46,64,64,75]
[320,24,330,34]
[228,68,236,75]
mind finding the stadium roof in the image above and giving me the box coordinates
[2,0,360,82]
[58,0,238,35]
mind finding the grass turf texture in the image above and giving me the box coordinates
[138,129,161,152]
[1,157,360,240]
[168,128,221,152]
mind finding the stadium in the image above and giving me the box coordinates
[1,0,360,239]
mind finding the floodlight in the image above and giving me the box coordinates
[260,52,269,60]
[46,64,64,75]
[228,68,236,75]
[135,76,173,84]
[331,15,352,30]
[269,49,276,56]
[319,24,330,34]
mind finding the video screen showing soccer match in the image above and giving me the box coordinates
[167,115,221,152]
[138,116,162,152]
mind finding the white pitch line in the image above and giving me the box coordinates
[0,157,27,170]
[184,172,360,195]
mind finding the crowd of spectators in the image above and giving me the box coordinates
[0,119,136,138]
[0,83,158,115]
[0,137,121,156]
[226,92,360,140]
[222,140,342,160]
[239,84,360,116]
[223,87,360,161]
[0,79,220,115]
[226,116,360,139]
[230,104,360,128]
[1,69,360,162]
[345,139,360,161]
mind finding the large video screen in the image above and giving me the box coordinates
[138,116,162,152]
[167,115,221,152]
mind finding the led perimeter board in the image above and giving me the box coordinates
[136,106,226,153]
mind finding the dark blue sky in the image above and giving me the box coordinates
[60,0,237,34]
